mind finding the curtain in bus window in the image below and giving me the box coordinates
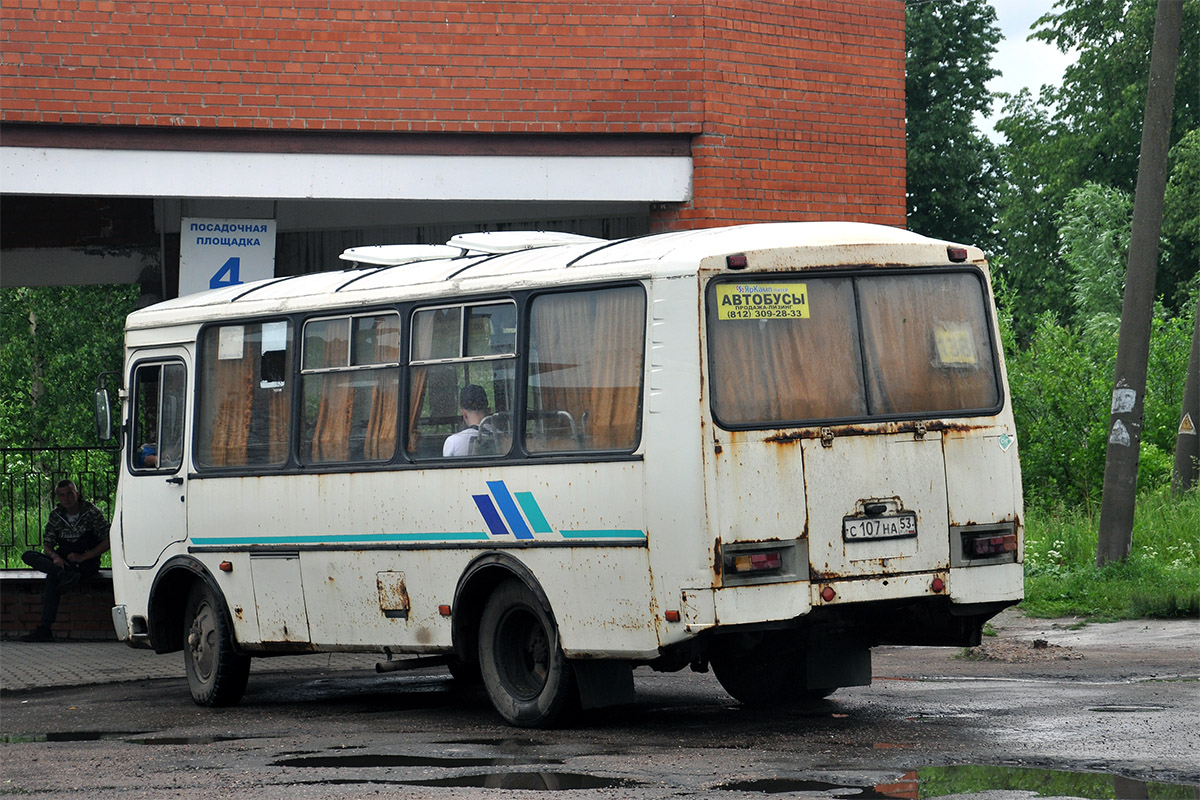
[525,286,645,452]
[200,329,253,467]
[361,316,400,461]
[857,273,1000,415]
[406,312,437,455]
[708,277,866,425]
[306,319,352,463]
[197,323,291,468]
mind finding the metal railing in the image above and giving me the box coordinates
[1,446,119,568]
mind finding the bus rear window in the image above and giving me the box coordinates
[707,271,1001,427]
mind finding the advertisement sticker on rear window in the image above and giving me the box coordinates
[717,283,810,320]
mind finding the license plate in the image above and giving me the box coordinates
[842,512,917,541]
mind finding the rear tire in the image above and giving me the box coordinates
[478,579,575,727]
[183,582,250,707]
[709,632,833,706]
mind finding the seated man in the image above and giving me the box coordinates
[20,479,110,642]
[443,384,489,457]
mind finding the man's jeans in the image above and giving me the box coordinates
[21,550,99,630]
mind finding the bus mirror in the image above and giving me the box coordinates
[94,387,113,441]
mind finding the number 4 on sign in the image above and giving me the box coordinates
[210,257,242,289]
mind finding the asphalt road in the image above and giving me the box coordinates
[1,609,1196,800]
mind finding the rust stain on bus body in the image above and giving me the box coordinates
[761,419,995,446]
[376,572,411,617]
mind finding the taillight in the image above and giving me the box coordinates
[720,540,801,585]
[727,550,783,576]
[952,523,1020,566]
[963,531,1018,558]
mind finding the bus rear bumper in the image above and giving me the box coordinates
[681,562,1022,635]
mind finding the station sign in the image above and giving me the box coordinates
[179,217,277,296]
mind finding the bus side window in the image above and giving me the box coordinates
[407,301,515,459]
[524,286,646,454]
[130,361,186,472]
[195,322,293,469]
[300,313,400,464]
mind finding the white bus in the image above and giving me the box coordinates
[100,222,1023,727]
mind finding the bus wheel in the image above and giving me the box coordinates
[710,634,827,707]
[183,582,250,707]
[477,579,575,727]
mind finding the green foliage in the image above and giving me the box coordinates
[994,0,1200,336]
[905,0,1001,251]
[918,763,1197,799]
[1057,182,1134,323]
[1006,300,1193,508]
[1,285,139,448]
[1022,487,1200,619]
[1163,128,1200,310]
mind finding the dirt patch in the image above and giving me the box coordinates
[964,636,1084,663]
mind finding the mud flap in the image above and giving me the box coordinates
[806,640,871,691]
[572,660,635,710]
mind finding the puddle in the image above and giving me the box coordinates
[434,737,545,748]
[716,777,896,797]
[126,735,249,746]
[273,753,561,769]
[1089,704,1167,713]
[3,732,269,746]
[403,772,641,790]
[716,766,1199,798]
[3,731,147,743]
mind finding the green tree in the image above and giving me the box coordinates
[905,0,1002,252]
[1056,181,1133,327]
[0,285,139,448]
[994,0,1199,336]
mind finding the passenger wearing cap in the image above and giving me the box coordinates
[443,384,489,457]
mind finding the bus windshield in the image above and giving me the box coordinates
[707,270,1002,427]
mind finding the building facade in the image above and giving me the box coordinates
[1,0,905,297]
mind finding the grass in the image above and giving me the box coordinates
[1021,486,1200,620]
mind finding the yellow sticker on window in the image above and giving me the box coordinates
[933,322,978,365]
[717,283,809,320]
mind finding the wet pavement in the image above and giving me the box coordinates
[0,638,374,693]
[1,609,1197,799]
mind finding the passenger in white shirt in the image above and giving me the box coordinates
[443,383,489,457]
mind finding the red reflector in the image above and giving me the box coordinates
[726,254,749,270]
[438,604,452,617]
[665,610,681,623]
[931,577,945,593]
[820,586,836,602]
[218,561,233,572]
[947,246,969,263]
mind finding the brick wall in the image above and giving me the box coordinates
[1,576,118,640]
[0,0,905,225]
[657,0,906,229]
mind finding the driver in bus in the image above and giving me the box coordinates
[443,384,489,457]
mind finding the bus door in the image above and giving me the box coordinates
[122,350,190,568]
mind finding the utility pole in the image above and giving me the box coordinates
[1172,301,1199,496]
[1096,0,1182,566]
[1099,0,1180,566]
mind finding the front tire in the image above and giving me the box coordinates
[183,582,250,707]
[477,579,575,727]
